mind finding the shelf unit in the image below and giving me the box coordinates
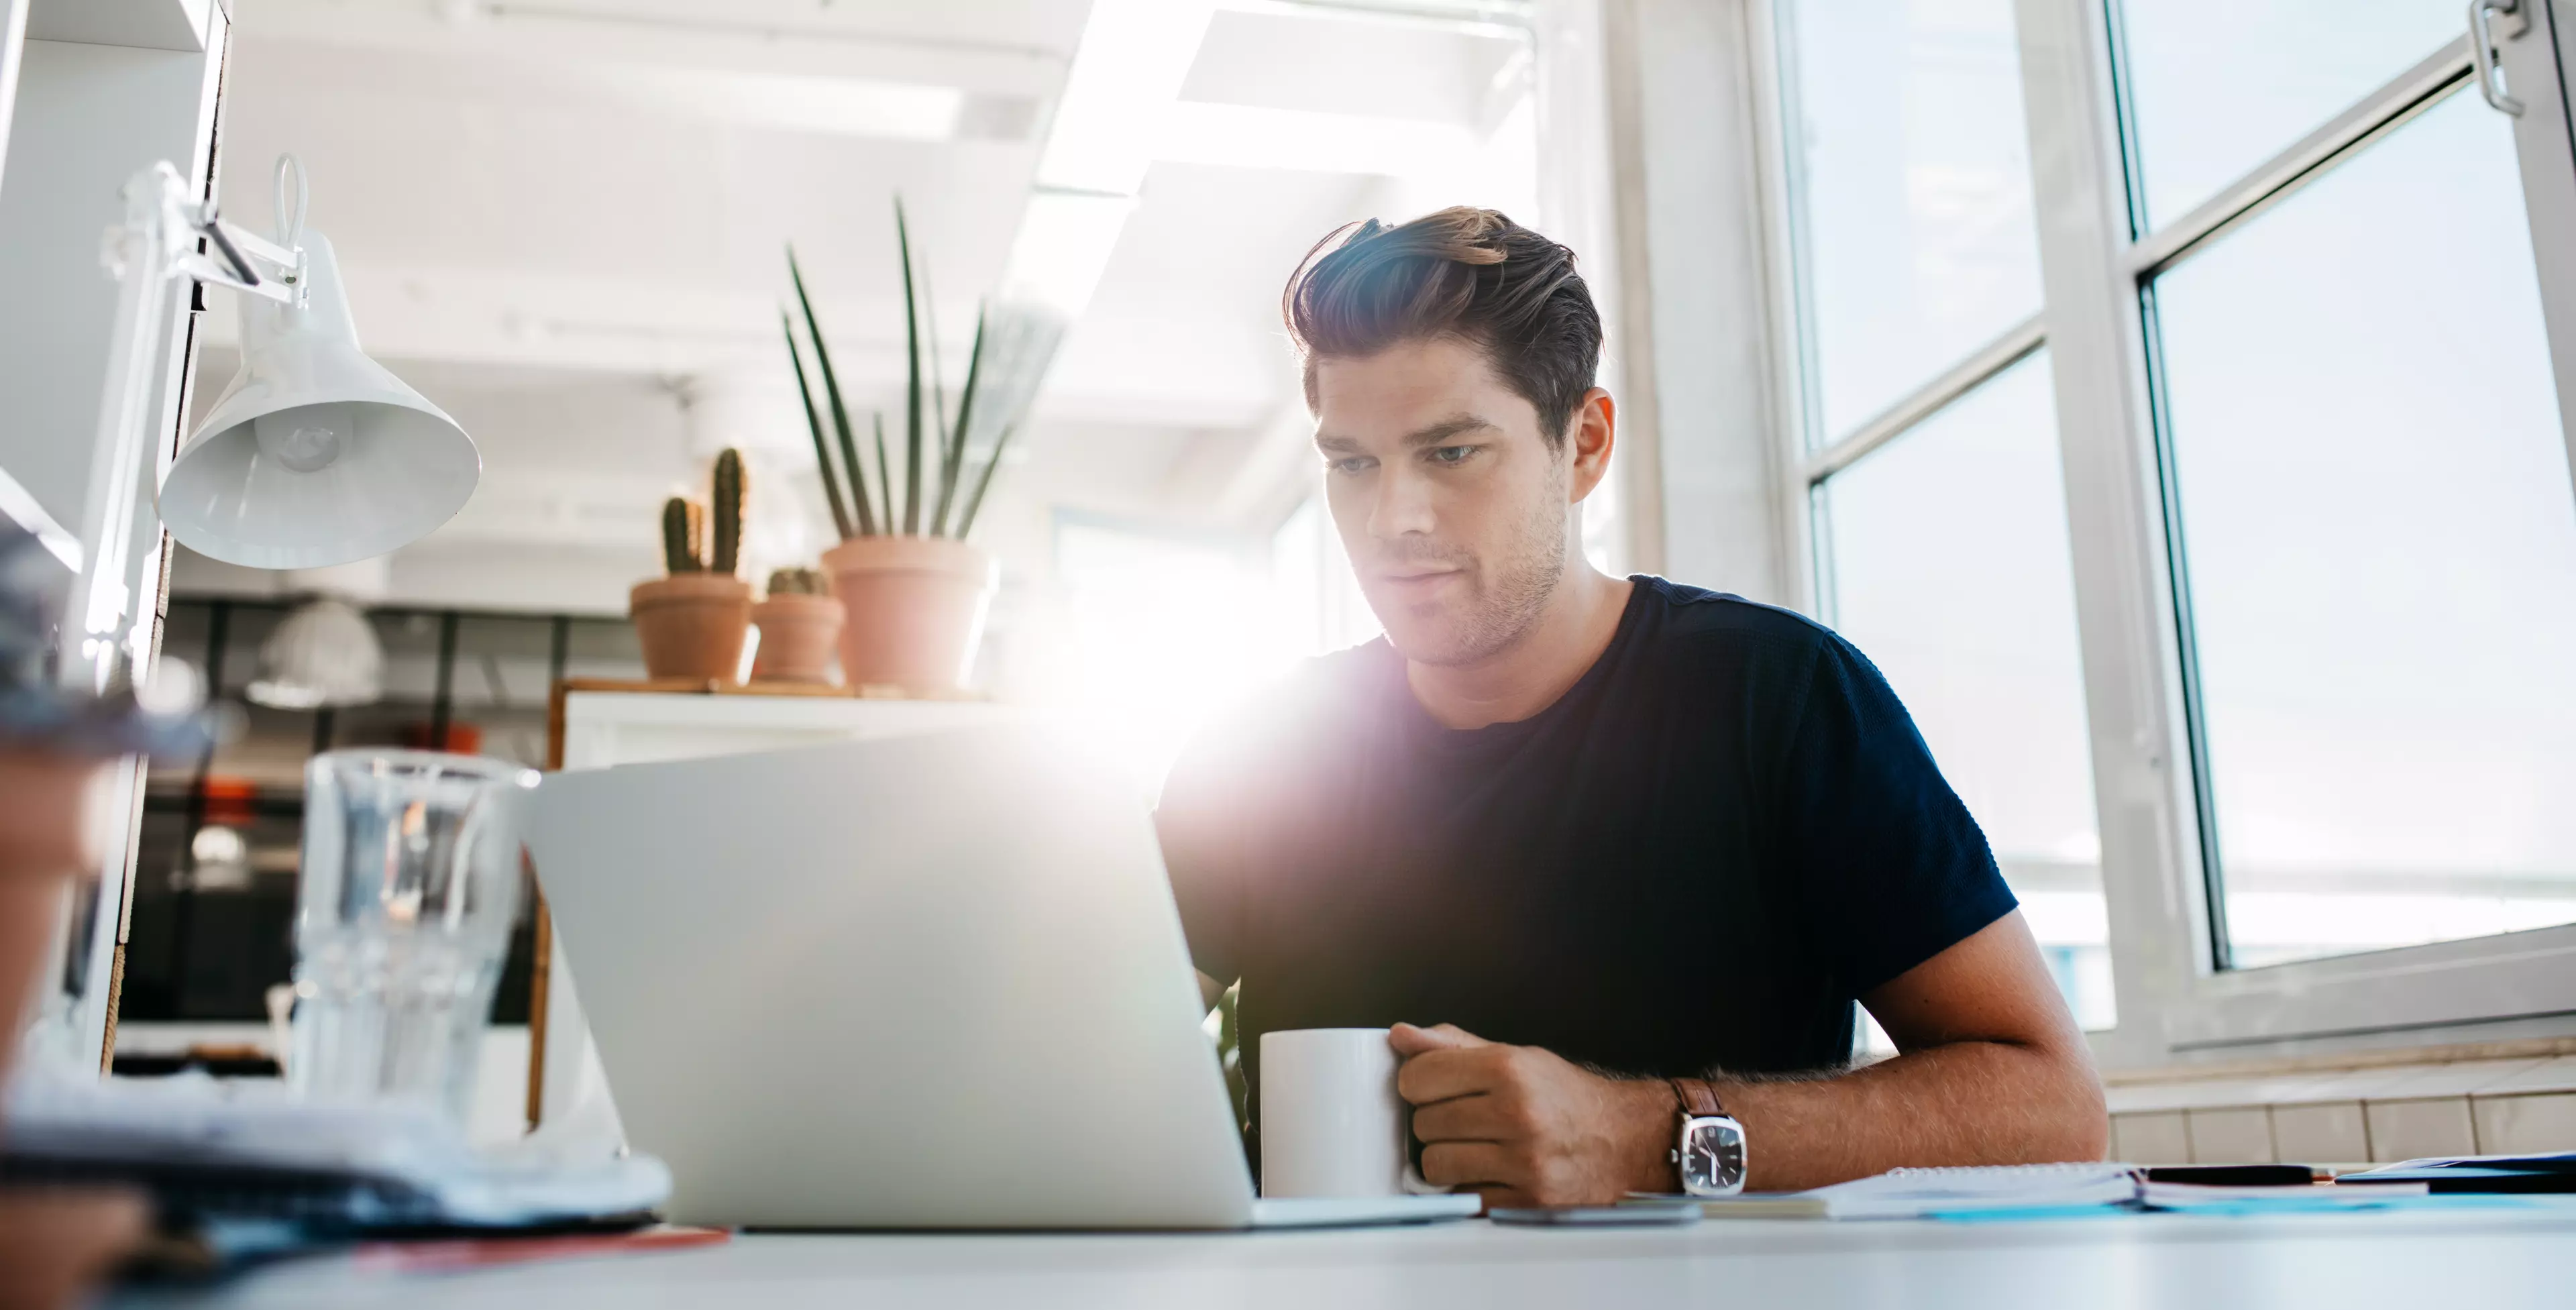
[0,0,231,1072]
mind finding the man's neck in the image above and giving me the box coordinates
[1405,566,1633,730]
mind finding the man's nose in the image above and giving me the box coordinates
[1366,465,1436,540]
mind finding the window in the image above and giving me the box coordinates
[2147,87,2576,969]
[1819,353,2111,1027]
[2116,0,2460,227]
[1762,0,2576,1057]
[1780,0,2043,441]
[1778,0,2106,1027]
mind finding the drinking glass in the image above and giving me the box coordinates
[289,749,537,1122]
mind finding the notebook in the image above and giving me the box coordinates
[1632,1163,2142,1219]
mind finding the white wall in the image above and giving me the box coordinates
[1578,0,1791,604]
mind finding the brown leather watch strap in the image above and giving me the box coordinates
[1669,1077,1725,1120]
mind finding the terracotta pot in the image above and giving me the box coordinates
[0,750,112,1085]
[821,535,996,695]
[751,593,846,684]
[629,574,754,682]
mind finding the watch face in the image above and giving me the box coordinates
[1680,1117,1747,1195]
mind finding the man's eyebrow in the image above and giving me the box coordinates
[1313,415,1499,454]
[1401,415,1501,448]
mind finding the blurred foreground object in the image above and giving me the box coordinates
[0,529,210,764]
[0,526,211,1069]
[0,527,211,1306]
[2,1072,669,1264]
[0,1189,149,1309]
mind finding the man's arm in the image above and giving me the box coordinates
[1395,910,2106,1206]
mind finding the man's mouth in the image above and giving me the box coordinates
[1378,567,1462,590]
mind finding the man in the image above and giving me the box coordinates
[1154,208,2106,1209]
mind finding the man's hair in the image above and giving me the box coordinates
[1282,207,1602,448]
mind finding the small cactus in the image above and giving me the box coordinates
[710,448,745,576]
[766,567,829,596]
[660,497,704,574]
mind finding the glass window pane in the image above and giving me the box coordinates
[2153,88,2576,969]
[2119,0,2457,229]
[1821,353,2112,1027]
[1784,0,2042,441]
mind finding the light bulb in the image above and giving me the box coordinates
[254,403,355,473]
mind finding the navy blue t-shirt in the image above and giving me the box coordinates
[1155,576,2015,1089]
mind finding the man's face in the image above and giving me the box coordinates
[1312,336,1574,667]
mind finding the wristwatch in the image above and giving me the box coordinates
[1668,1077,1748,1197]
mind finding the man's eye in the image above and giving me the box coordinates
[1429,445,1475,466]
[1330,456,1375,476]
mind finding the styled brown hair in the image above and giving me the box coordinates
[1283,207,1602,447]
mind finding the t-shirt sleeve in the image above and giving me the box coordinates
[1152,730,1248,985]
[1774,631,2018,995]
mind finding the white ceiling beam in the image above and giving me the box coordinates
[233,0,1063,135]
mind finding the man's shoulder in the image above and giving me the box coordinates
[1628,576,1838,675]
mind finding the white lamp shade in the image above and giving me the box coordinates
[164,231,480,569]
[245,595,383,709]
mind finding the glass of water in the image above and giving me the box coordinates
[290,749,538,1122]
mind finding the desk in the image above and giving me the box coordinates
[114,1205,2576,1309]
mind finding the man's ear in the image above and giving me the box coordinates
[1566,388,1616,502]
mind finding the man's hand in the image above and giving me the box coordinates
[1390,1022,1673,1208]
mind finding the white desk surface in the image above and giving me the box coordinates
[115,1203,2576,1309]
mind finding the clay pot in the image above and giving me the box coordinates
[820,535,996,696]
[0,750,111,1083]
[750,592,846,684]
[629,574,754,682]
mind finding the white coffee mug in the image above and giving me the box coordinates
[1258,1028,1444,1199]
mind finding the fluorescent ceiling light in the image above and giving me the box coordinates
[1156,101,1479,175]
[604,66,966,141]
[1002,0,1218,323]
[1036,0,1220,196]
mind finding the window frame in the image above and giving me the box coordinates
[1756,0,2576,1066]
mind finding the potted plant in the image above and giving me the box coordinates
[751,567,843,684]
[629,449,753,682]
[782,199,1032,696]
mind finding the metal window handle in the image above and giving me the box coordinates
[2472,0,2527,116]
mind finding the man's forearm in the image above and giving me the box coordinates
[1711,1038,2108,1192]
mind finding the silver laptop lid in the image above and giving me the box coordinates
[527,723,1254,1229]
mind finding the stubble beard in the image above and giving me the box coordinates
[1385,471,1571,669]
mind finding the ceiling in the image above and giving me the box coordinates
[180,0,1537,612]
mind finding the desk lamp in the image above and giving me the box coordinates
[156,156,480,569]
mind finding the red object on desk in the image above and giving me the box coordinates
[350,1225,730,1274]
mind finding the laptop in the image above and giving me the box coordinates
[525,723,1480,1231]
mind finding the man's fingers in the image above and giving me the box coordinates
[1411,1093,1518,1144]
[1395,1046,1511,1105]
[1419,1141,1521,1190]
[1389,1022,1489,1056]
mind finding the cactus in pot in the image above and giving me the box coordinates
[661,497,704,573]
[751,565,843,686]
[629,449,755,683]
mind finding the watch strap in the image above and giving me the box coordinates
[1669,1076,1726,1120]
